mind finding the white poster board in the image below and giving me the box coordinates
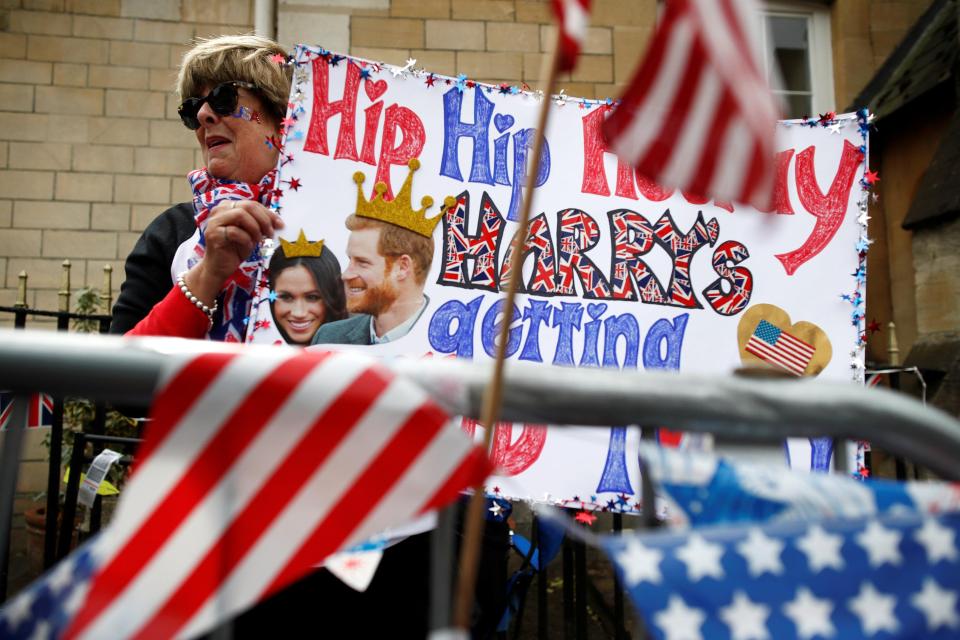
[247,46,871,513]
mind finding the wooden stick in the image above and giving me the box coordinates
[452,29,563,631]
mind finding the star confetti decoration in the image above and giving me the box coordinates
[270,53,286,65]
[827,122,843,135]
[863,169,880,185]
[425,73,436,87]
[455,74,468,93]
[818,111,836,124]
[499,83,510,95]
[867,319,882,334]
[285,177,302,191]
[359,67,372,79]
[575,510,597,526]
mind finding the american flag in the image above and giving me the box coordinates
[551,0,591,72]
[0,349,490,639]
[745,319,815,376]
[0,392,54,430]
[602,0,780,210]
[605,511,960,640]
[597,444,960,640]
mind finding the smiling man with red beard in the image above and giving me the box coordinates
[312,159,440,346]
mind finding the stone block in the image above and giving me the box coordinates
[0,229,42,257]
[410,49,455,75]
[0,113,49,142]
[53,63,88,87]
[14,200,88,228]
[515,0,550,23]
[425,19,483,50]
[72,14,133,39]
[149,119,196,148]
[104,88,165,118]
[180,0,251,25]
[0,83,35,112]
[0,144,5,170]
[133,19,194,43]
[133,147,193,175]
[0,33,27,59]
[88,65,149,90]
[35,85,103,115]
[43,230,117,258]
[391,0,448,18]
[130,203,160,231]
[0,199,10,225]
[55,171,113,201]
[278,0,387,7]
[540,24,612,54]
[9,10,72,35]
[169,175,192,202]
[115,174,169,203]
[192,22,250,39]
[277,11,349,52]
[108,41,169,69]
[22,0,65,10]
[46,115,90,142]
[73,144,134,172]
[120,0,179,21]
[456,51,521,82]
[0,170,54,199]
[65,0,122,16]
[571,55,612,83]
[591,0,654,27]
[91,203,130,230]
[168,43,191,69]
[0,59,52,84]
[451,0,513,20]
[8,141,71,170]
[28,35,109,64]
[116,232,139,259]
[86,116,148,145]
[352,17,424,49]
[486,22,539,52]
[15,461,47,494]
[613,26,649,84]
[148,67,178,92]
[350,47,411,66]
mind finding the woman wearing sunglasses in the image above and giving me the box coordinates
[111,34,289,341]
[109,35,435,637]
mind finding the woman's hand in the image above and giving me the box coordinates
[183,200,283,306]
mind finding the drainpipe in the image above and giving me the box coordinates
[254,0,276,39]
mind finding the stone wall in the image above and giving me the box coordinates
[0,0,252,320]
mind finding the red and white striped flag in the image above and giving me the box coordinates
[551,0,592,72]
[603,0,780,210]
[60,349,490,639]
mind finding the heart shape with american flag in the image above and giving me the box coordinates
[737,304,832,377]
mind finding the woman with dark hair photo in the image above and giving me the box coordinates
[268,230,347,345]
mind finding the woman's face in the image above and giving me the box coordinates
[194,84,280,183]
[273,265,326,345]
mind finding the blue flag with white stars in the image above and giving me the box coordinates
[603,511,960,640]
[639,443,960,527]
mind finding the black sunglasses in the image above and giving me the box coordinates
[178,81,259,130]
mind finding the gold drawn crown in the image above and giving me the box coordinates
[354,158,442,238]
[279,229,324,258]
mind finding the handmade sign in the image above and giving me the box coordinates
[246,45,873,514]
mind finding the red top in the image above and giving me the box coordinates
[125,285,210,339]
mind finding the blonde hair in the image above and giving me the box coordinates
[177,34,292,123]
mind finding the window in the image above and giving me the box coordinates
[759,3,835,119]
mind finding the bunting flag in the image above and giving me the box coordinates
[602,0,780,210]
[0,349,491,640]
[0,392,54,430]
[551,0,592,72]
[596,445,960,639]
[638,443,960,528]
[604,511,960,640]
